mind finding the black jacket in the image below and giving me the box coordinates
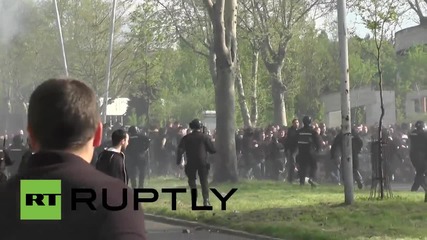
[295,126,321,154]
[285,126,298,153]
[6,144,28,176]
[330,131,363,159]
[176,131,216,167]
[0,151,146,240]
[125,135,150,164]
[409,129,427,156]
[96,148,128,185]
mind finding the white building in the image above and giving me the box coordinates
[395,25,427,54]
[99,97,130,124]
[405,90,427,119]
[320,87,396,128]
[201,110,216,132]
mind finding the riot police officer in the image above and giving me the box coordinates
[125,126,151,188]
[6,134,28,177]
[408,120,427,191]
[330,127,364,189]
[0,151,12,183]
[295,116,321,187]
[176,119,216,206]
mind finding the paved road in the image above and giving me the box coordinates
[145,220,257,240]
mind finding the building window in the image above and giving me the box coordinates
[414,97,427,113]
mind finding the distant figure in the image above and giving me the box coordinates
[17,139,33,175]
[126,126,151,188]
[294,116,321,187]
[408,120,427,192]
[5,134,28,177]
[330,128,364,189]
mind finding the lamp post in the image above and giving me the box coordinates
[102,0,117,123]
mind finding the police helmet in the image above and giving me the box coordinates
[381,128,390,139]
[189,119,202,130]
[415,120,425,130]
[302,116,312,126]
[12,134,23,145]
[128,126,139,136]
[351,127,359,134]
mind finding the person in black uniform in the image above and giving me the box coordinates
[295,116,321,187]
[408,120,427,192]
[17,138,33,175]
[0,147,12,184]
[5,134,28,177]
[176,119,216,206]
[284,118,299,183]
[125,126,151,188]
[330,127,364,189]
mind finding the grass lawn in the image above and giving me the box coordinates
[142,177,427,240]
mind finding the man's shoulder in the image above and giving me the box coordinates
[100,149,124,158]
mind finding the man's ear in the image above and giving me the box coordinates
[27,125,39,152]
[93,122,103,147]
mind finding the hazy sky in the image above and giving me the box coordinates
[29,0,420,40]
[316,8,419,38]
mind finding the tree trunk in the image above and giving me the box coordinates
[235,57,251,128]
[208,47,217,83]
[269,66,287,126]
[204,0,238,183]
[213,66,239,182]
[146,97,150,126]
[250,50,259,127]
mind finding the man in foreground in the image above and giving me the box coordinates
[0,78,146,240]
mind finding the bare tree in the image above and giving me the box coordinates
[246,0,329,125]
[157,0,251,128]
[203,0,239,182]
[407,0,427,25]
[238,2,263,126]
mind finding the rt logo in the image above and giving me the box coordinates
[20,180,62,220]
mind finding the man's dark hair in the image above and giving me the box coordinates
[28,78,100,150]
[111,129,127,146]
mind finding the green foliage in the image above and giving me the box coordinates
[150,87,215,124]
[2,0,426,129]
[127,108,146,126]
[355,0,400,35]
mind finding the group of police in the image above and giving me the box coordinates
[235,114,427,192]
[2,115,426,198]
[0,132,32,183]
[289,116,427,191]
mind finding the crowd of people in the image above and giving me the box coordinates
[96,117,423,191]
[0,113,421,192]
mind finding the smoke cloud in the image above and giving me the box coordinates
[0,0,31,46]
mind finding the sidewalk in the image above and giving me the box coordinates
[146,220,258,240]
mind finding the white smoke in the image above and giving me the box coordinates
[0,0,31,46]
